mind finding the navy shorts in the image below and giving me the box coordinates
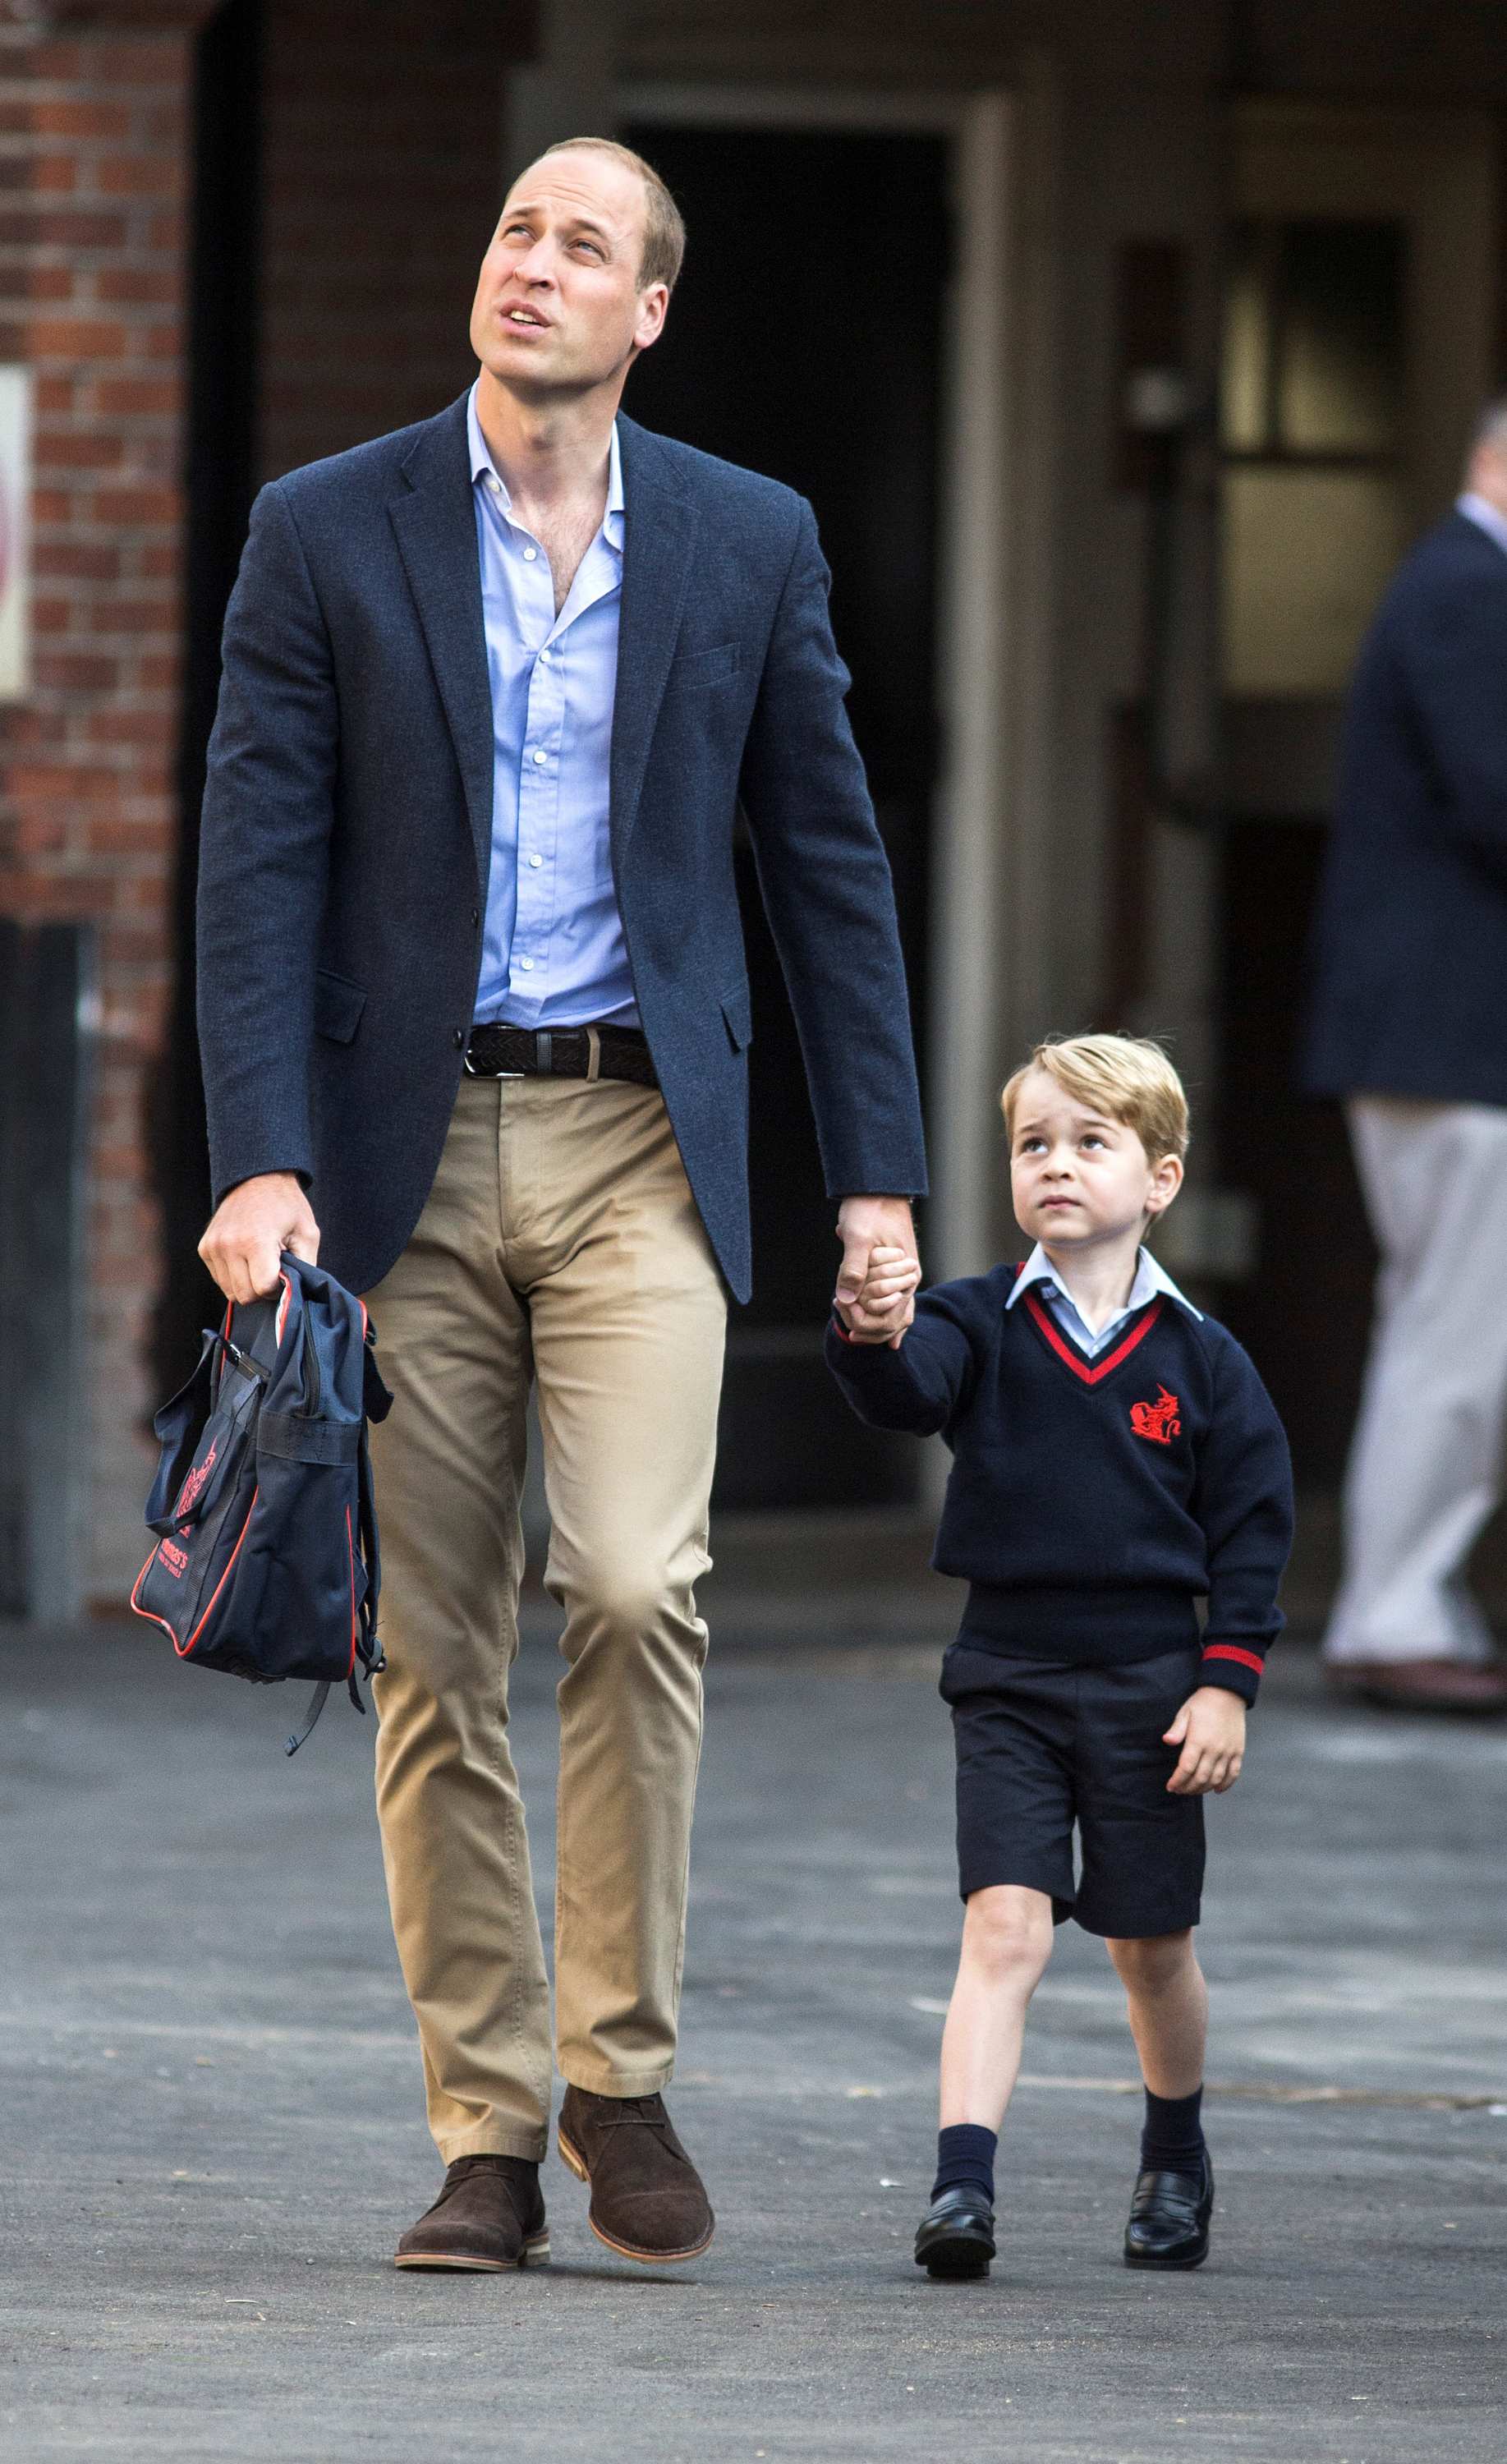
[940,1639,1206,1938]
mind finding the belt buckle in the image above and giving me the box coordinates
[463,1035,526,1081]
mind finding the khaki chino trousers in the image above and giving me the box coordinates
[364,1072,727,2162]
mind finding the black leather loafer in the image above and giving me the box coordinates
[1123,2150,1213,2269]
[914,2184,996,2279]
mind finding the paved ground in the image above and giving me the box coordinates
[1,1601,1504,2462]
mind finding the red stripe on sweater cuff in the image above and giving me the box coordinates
[1201,1643,1265,1675]
[830,1312,858,1345]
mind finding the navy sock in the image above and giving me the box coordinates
[931,2123,996,2204]
[1140,2086,1206,2178]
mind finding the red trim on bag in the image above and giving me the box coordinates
[346,1503,358,1678]
[128,1493,258,1657]
[1022,1289,1164,1385]
[128,1546,178,1642]
[177,1490,258,1658]
[1202,1643,1264,1675]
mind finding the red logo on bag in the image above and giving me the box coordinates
[159,1538,189,1578]
[173,1439,217,1520]
[1130,1386,1181,1445]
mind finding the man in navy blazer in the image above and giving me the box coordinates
[1304,401,1507,1716]
[195,140,926,2268]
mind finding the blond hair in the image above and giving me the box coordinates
[1000,1033,1190,1162]
[538,136,686,292]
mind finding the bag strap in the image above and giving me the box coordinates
[285,1683,331,1757]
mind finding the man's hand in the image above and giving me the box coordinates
[835,1196,919,1350]
[1164,1686,1246,1796]
[198,1171,320,1307]
[836,1243,922,1345]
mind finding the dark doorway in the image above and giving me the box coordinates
[623,121,948,1509]
[149,0,263,1398]
[1216,817,1376,1489]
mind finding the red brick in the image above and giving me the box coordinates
[29,263,80,301]
[34,650,121,691]
[92,152,181,200]
[94,265,177,305]
[32,209,130,246]
[30,314,130,357]
[94,375,178,416]
[34,428,125,470]
[33,154,79,196]
[31,99,134,140]
[33,540,121,581]
[91,485,178,524]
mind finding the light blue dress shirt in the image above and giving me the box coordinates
[1457,491,1507,559]
[1006,1242,1200,1356]
[467,382,638,1027]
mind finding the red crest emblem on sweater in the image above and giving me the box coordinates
[1130,1386,1181,1445]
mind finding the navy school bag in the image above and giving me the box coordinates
[130,1253,393,1753]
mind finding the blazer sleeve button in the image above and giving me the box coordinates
[453,1028,465,1049]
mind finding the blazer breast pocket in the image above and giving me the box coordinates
[313,968,366,1045]
[675,642,741,694]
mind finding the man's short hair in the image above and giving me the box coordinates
[539,136,686,292]
[1000,1033,1191,1162]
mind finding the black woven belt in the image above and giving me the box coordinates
[464,1021,659,1089]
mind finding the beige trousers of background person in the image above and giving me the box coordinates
[364,1071,728,2163]
[1325,1096,1507,1668]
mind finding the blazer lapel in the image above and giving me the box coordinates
[611,416,700,860]
[388,398,494,899]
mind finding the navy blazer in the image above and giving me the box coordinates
[1304,510,1507,1109]
[196,396,927,1301]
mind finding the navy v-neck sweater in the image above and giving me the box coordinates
[825,1266,1293,1703]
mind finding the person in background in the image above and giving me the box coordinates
[1304,401,1507,1713]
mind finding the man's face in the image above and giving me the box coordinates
[469,149,669,402]
[1468,435,1507,515]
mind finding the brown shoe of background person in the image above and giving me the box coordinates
[394,2155,549,2269]
[558,2085,714,2264]
[1327,1657,1507,1714]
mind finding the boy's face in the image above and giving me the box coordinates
[1008,1069,1183,1253]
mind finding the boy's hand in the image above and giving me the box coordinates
[835,1244,922,1345]
[1164,1686,1246,1795]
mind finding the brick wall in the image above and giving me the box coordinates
[0,14,206,1599]
[259,1,531,482]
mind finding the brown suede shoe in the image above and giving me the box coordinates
[394,2156,549,2271]
[1327,1657,1507,1715]
[557,2086,714,2264]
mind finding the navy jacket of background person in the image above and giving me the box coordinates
[1304,508,1507,1110]
[195,396,928,1302]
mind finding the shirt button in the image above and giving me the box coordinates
[540,647,553,663]
[522,546,537,561]
[519,957,535,972]
[528,853,543,868]
[532,749,546,765]
[486,476,501,494]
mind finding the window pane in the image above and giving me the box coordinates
[1221,466,1405,694]
[1276,220,1405,454]
[1221,220,1270,453]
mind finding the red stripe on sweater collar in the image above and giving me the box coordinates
[1022,1288,1165,1385]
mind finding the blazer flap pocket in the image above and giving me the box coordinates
[314,968,366,1045]
[677,641,740,692]
[719,981,753,1052]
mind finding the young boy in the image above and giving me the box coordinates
[826,1034,1293,2280]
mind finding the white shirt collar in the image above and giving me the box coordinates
[1457,492,1507,559]
[466,379,625,549]
[1005,1242,1201,1325]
